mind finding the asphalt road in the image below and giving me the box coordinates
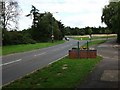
[2,39,87,85]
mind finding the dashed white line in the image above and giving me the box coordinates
[0,59,22,66]
[34,52,46,57]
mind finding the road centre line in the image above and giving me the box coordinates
[34,52,46,57]
[0,59,22,66]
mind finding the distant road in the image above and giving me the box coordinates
[2,39,87,85]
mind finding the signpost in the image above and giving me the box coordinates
[51,35,54,43]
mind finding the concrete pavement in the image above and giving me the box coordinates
[76,39,119,89]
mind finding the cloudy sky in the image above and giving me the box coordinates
[17,0,109,30]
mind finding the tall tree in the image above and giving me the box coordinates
[26,5,40,28]
[26,5,45,41]
[0,0,20,30]
[1,0,21,45]
[101,1,120,43]
[57,20,65,39]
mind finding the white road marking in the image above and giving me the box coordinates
[0,59,22,66]
[34,52,46,57]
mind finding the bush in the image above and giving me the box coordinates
[3,31,36,45]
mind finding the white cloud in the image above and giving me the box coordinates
[17,0,108,30]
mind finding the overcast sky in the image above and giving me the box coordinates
[17,0,109,30]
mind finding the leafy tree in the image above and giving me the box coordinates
[36,12,51,42]
[101,1,120,43]
[1,0,21,45]
[88,28,92,36]
[26,5,40,28]
[0,0,20,30]
[37,12,63,41]
[26,5,45,41]
[27,6,64,42]
[64,26,71,35]
[57,20,65,39]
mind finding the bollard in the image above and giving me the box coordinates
[87,41,89,50]
[87,41,89,59]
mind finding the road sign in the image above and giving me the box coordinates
[51,35,54,38]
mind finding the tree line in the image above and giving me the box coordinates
[64,26,110,35]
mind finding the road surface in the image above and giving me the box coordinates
[2,39,87,85]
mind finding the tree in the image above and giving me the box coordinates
[26,5,40,28]
[101,1,120,43]
[88,28,92,39]
[57,20,65,39]
[37,12,63,41]
[27,7,64,42]
[26,5,45,41]
[105,28,112,39]
[1,0,21,45]
[0,0,20,30]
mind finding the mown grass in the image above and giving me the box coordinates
[3,56,102,89]
[2,40,65,55]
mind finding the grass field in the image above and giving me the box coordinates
[73,35,116,40]
[83,40,107,47]
[3,56,102,88]
[2,40,65,55]
[72,40,107,49]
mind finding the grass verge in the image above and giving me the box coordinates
[83,40,107,47]
[3,56,102,88]
[2,40,65,55]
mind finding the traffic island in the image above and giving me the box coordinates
[69,48,97,59]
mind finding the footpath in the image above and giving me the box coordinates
[76,38,119,89]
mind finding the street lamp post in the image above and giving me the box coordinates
[51,12,58,43]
